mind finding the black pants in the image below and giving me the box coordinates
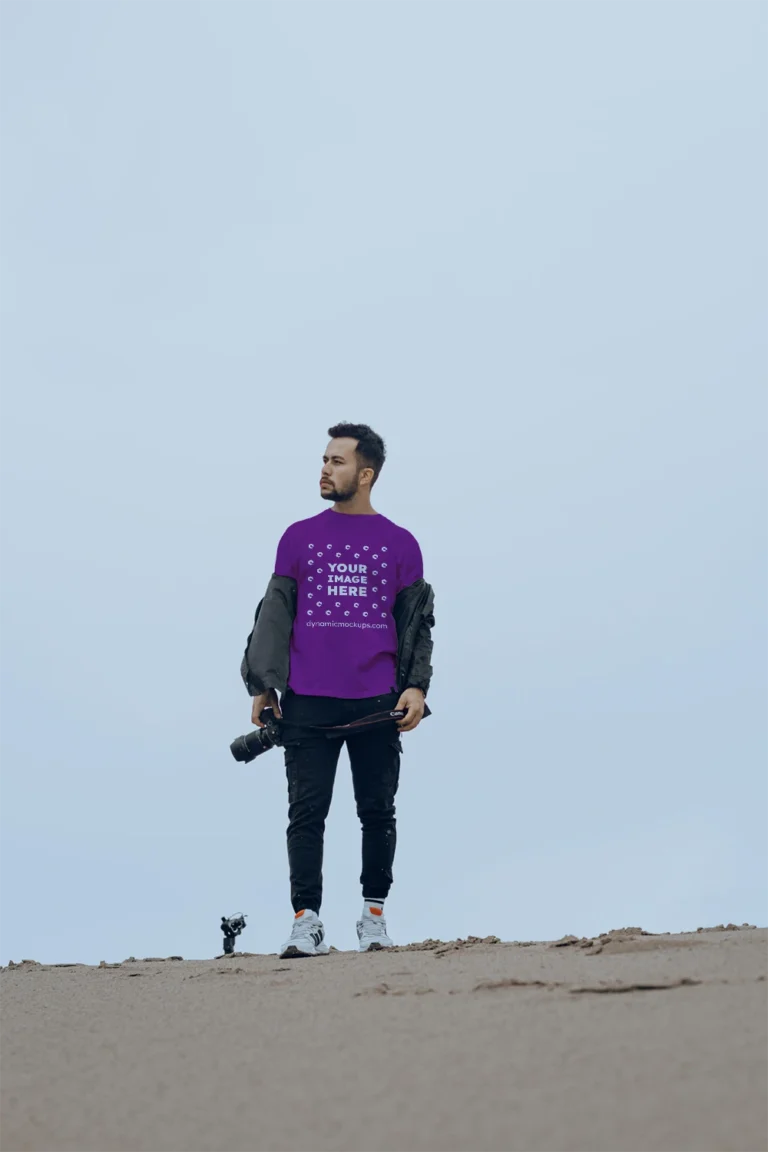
[280,690,402,914]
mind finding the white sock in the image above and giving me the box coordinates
[364,899,385,917]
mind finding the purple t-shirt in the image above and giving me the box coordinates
[274,508,424,698]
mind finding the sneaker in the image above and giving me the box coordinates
[280,910,330,958]
[357,906,394,952]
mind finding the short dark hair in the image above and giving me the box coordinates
[327,423,387,487]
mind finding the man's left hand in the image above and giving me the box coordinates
[395,687,425,733]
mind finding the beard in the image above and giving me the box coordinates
[321,475,359,503]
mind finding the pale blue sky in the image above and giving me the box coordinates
[1,1,765,964]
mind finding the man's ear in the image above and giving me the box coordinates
[359,466,374,490]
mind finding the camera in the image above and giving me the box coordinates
[230,707,283,763]
[221,913,247,955]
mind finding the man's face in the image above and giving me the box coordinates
[320,438,367,502]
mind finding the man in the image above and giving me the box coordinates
[241,423,435,958]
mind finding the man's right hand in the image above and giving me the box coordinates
[251,689,282,727]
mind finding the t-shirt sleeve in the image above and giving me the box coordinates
[274,525,298,580]
[398,530,424,591]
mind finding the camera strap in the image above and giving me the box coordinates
[320,709,405,736]
[285,704,431,739]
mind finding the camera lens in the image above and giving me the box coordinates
[230,727,275,763]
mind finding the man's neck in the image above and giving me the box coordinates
[330,495,377,516]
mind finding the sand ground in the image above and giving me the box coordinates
[1,926,766,1152]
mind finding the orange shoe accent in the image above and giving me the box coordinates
[295,910,306,918]
[369,906,383,916]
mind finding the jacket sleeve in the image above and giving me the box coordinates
[240,574,297,696]
[406,605,435,695]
